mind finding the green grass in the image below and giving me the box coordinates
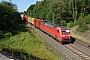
[0,30,64,60]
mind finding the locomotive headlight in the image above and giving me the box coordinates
[68,35,71,36]
[62,35,65,37]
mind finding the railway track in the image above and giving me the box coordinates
[64,44,90,60]
[63,35,90,60]
[75,39,90,49]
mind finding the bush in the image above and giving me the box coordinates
[67,18,83,28]
[4,32,12,37]
[83,14,90,24]
[77,23,89,32]
[77,14,90,32]
[67,21,74,28]
[74,20,80,26]
[1,48,42,60]
[0,31,4,38]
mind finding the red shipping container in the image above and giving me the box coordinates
[34,19,44,28]
[23,16,28,22]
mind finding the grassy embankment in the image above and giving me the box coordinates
[70,25,90,44]
[0,29,64,60]
[68,14,90,44]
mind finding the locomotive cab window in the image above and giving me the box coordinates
[66,30,70,32]
[62,29,70,33]
[41,22,45,24]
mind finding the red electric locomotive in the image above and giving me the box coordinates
[40,21,72,43]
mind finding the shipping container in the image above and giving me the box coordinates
[23,16,28,22]
[34,19,44,28]
[32,18,35,25]
[28,17,30,23]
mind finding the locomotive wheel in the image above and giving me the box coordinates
[70,37,75,44]
[61,41,64,44]
[58,41,64,44]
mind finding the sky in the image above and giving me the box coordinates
[0,0,41,12]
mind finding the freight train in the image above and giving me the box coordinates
[21,15,73,44]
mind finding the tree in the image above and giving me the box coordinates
[0,1,26,38]
[25,0,90,25]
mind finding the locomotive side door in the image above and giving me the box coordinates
[56,29,62,42]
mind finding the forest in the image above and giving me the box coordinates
[24,0,90,32]
[0,0,90,38]
[0,1,27,39]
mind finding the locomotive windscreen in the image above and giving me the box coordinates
[62,29,70,33]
